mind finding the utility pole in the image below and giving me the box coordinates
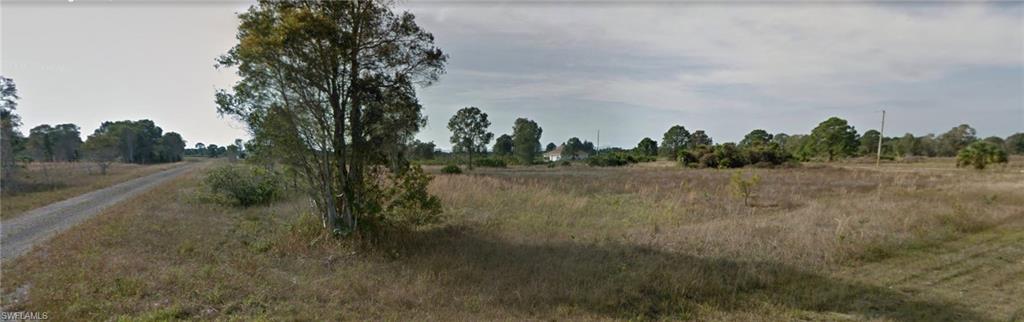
[876,109,885,167]
[596,129,600,156]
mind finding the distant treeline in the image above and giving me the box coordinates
[416,109,1023,169]
[185,139,246,159]
[3,119,187,165]
[0,76,189,169]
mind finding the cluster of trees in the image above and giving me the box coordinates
[560,137,596,160]
[443,106,546,167]
[0,75,187,183]
[187,139,246,159]
[653,124,790,169]
[26,124,83,162]
[647,117,1020,169]
[82,120,186,166]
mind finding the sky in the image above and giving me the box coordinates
[2,1,1022,151]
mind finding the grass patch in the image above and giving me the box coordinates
[3,159,1023,320]
[1,162,182,219]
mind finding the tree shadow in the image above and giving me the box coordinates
[390,226,987,321]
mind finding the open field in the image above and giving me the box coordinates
[1,161,186,219]
[2,158,1022,320]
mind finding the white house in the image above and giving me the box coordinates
[544,144,590,162]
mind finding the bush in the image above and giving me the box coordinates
[680,143,792,169]
[730,171,761,207]
[473,157,507,168]
[956,141,1008,170]
[560,160,571,166]
[204,164,283,207]
[440,164,462,174]
[585,152,655,167]
[359,165,444,238]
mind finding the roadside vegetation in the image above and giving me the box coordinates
[2,1,1023,320]
[3,158,1022,320]
[0,162,182,219]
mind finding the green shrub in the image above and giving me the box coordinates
[440,164,462,174]
[956,141,1008,170]
[729,171,761,207]
[680,143,791,169]
[204,164,283,207]
[359,165,444,238]
[587,152,656,167]
[560,160,571,166]
[473,158,507,168]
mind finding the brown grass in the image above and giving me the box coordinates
[1,161,182,219]
[2,158,1022,320]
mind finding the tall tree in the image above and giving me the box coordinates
[1,76,22,190]
[26,124,82,162]
[894,133,920,157]
[561,137,590,160]
[636,137,657,157]
[739,129,772,148]
[216,1,447,236]
[157,132,186,162]
[512,118,542,164]
[448,107,493,169]
[689,130,713,148]
[493,134,514,156]
[26,125,56,162]
[807,117,858,161]
[937,124,977,156]
[659,125,690,157]
[408,140,436,160]
[858,129,881,156]
[1005,133,1024,155]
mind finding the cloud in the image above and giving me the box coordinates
[409,3,1023,113]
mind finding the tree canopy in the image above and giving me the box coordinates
[659,125,690,157]
[739,129,772,148]
[448,107,493,169]
[493,134,514,156]
[635,137,657,157]
[806,117,858,161]
[27,124,82,162]
[215,0,447,236]
[512,118,542,164]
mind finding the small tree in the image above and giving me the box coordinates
[956,141,1008,170]
[730,171,761,207]
[689,130,713,149]
[739,129,772,148]
[82,134,120,175]
[493,134,514,156]
[636,137,658,157]
[448,107,493,169]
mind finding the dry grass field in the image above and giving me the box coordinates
[0,161,184,219]
[2,158,1022,320]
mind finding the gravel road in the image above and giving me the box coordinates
[1,164,194,261]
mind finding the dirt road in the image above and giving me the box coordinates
[0,164,195,261]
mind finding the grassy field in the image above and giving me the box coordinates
[2,158,1022,320]
[0,161,185,219]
